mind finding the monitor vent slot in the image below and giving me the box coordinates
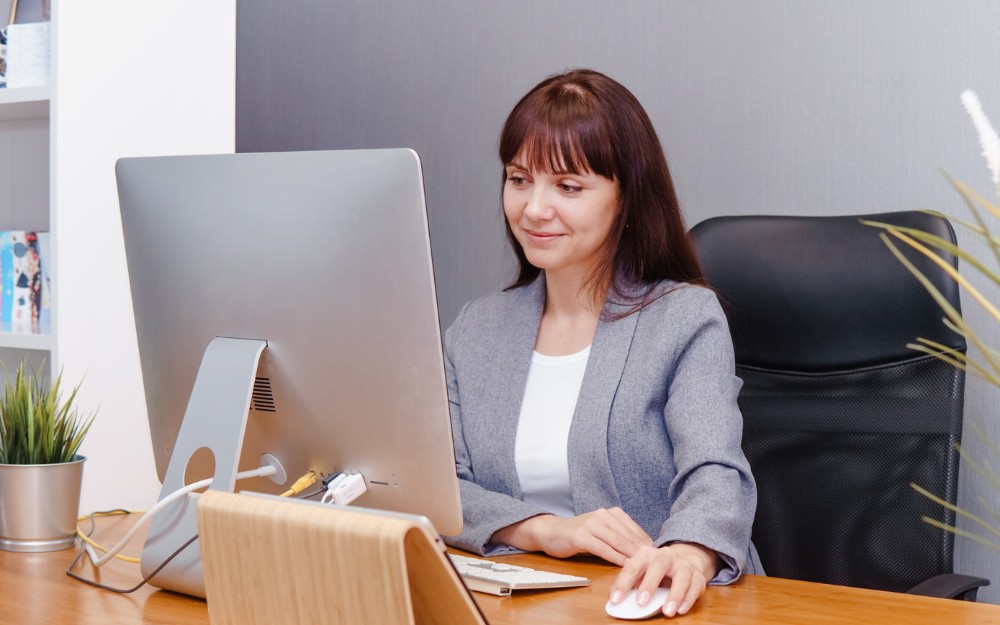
[251,377,277,412]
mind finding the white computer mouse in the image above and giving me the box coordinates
[605,588,670,620]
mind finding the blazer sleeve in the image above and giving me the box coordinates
[442,302,550,555]
[652,290,756,584]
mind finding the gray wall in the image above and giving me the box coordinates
[236,1,1000,601]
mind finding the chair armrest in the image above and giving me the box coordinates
[907,573,990,601]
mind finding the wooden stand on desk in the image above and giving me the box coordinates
[196,490,487,625]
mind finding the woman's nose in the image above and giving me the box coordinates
[523,188,553,221]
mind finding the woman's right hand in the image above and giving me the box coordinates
[491,508,652,566]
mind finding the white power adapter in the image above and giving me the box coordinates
[323,473,368,506]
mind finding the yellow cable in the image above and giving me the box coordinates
[281,471,318,497]
[74,470,317,565]
[76,510,145,564]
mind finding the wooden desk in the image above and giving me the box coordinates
[2,513,999,625]
[476,552,1000,624]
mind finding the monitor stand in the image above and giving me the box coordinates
[140,336,268,599]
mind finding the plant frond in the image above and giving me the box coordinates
[861,219,1000,289]
[977,496,1000,527]
[944,171,1000,222]
[943,171,1000,268]
[969,421,1000,466]
[911,482,1000,542]
[920,516,1000,554]
[953,445,1000,498]
[941,213,1000,241]
[886,229,1000,325]
[878,232,1000,381]
[911,339,1000,387]
[941,317,968,338]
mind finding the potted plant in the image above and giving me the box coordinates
[865,90,1000,553]
[0,361,95,552]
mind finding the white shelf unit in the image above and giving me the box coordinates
[13,0,236,515]
[0,85,50,121]
[0,85,52,353]
[0,326,51,350]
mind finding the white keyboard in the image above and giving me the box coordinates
[448,553,590,596]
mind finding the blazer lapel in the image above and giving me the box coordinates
[568,296,640,512]
[478,277,545,498]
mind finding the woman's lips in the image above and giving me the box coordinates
[523,229,563,244]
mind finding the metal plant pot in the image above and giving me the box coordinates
[0,455,84,552]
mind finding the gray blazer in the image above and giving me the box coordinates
[442,276,763,582]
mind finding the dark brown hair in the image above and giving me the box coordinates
[499,69,703,304]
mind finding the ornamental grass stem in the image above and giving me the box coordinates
[865,90,1000,559]
[0,362,94,465]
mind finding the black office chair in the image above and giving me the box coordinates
[689,211,990,600]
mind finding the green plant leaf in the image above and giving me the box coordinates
[0,361,95,465]
[876,230,1000,382]
[942,171,1000,270]
[909,338,1000,387]
[860,219,1000,292]
[920,516,1000,554]
[866,164,1000,553]
[911,482,1000,543]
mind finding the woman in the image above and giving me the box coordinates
[443,68,761,618]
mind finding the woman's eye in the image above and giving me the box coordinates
[559,183,583,193]
[509,175,529,186]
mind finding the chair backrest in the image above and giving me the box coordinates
[689,211,965,592]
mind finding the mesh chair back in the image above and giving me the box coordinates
[690,212,965,592]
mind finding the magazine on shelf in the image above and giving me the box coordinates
[0,230,49,334]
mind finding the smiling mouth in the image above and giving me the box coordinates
[524,230,562,239]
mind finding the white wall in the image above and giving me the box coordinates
[236,0,1000,601]
[52,0,235,513]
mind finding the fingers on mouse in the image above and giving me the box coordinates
[605,588,670,620]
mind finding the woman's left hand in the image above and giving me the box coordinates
[608,542,719,618]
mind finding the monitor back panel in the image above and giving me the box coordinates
[116,149,462,534]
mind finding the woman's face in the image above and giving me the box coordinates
[503,155,620,281]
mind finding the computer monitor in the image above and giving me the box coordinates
[116,149,463,598]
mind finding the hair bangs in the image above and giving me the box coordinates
[500,92,617,180]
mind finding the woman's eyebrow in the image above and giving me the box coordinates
[505,163,583,175]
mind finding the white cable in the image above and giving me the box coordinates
[91,465,277,567]
[82,540,99,564]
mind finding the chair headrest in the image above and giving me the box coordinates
[689,212,965,372]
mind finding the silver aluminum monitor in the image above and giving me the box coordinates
[116,149,462,597]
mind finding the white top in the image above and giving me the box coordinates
[514,345,591,518]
